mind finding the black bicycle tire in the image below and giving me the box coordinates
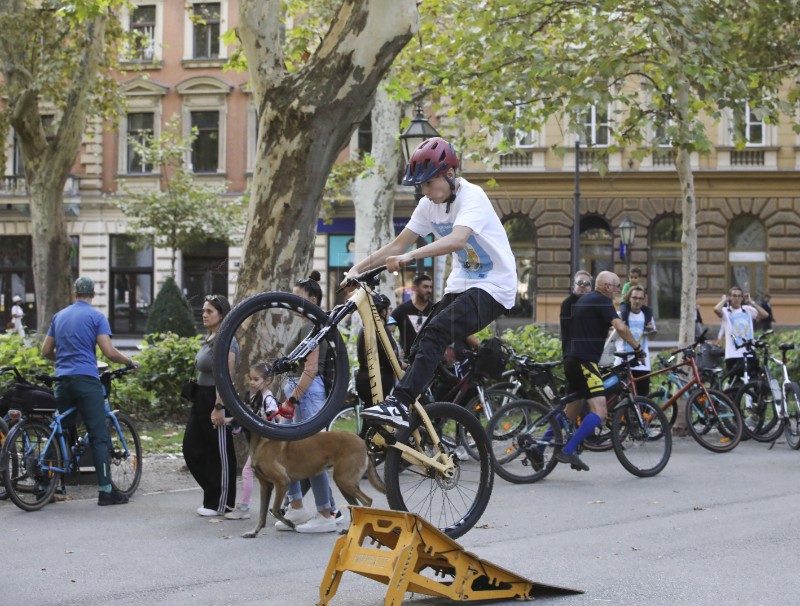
[108,412,142,496]
[2,419,62,512]
[783,382,800,450]
[384,402,494,539]
[685,388,742,453]
[734,381,783,443]
[460,389,518,460]
[486,399,560,484]
[0,416,9,500]
[213,291,348,441]
[611,396,672,478]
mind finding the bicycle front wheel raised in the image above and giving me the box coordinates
[486,399,560,484]
[108,413,142,496]
[2,420,62,512]
[685,388,743,452]
[611,396,671,478]
[384,402,494,540]
[214,291,349,441]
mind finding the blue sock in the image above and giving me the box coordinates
[538,426,554,453]
[99,484,112,493]
[563,412,602,454]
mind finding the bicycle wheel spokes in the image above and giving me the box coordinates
[486,399,560,484]
[384,402,493,540]
[327,405,360,433]
[612,396,671,478]
[783,382,800,450]
[2,420,63,511]
[214,292,348,441]
[685,388,742,453]
[108,413,142,496]
[460,389,518,460]
[735,381,782,443]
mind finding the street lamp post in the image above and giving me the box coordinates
[399,104,441,202]
[571,137,581,280]
[619,216,637,279]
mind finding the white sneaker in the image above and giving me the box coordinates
[274,506,312,530]
[361,396,409,429]
[295,514,338,534]
[454,445,470,461]
[197,506,221,517]
[224,505,251,520]
[332,509,347,526]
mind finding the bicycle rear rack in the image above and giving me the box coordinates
[318,506,582,605]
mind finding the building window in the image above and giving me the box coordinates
[728,215,766,299]
[579,106,609,146]
[650,215,681,319]
[503,217,536,319]
[190,110,220,173]
[192,3,221,58]
[126,112,154,173]
[110,236,153,335]
[130,5,156,61]
[734,105,764,146]
[182,239,229,327]
[356,113,372,155]
[579,216,613,277]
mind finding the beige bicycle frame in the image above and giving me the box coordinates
[348,285,455,477]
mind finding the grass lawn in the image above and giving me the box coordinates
[137,422,185,455]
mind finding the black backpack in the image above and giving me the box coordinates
[474,337,508,379]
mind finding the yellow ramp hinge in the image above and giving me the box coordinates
[318,507,583,606]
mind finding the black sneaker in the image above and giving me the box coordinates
[361,396,409,429]
[554,449,590,472]
[98,489,130,506]
[526,448,544,471]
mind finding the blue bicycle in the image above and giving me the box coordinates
[0,366,141,512]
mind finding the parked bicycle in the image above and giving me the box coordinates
[213,266,493,539]
[487,352,672,483]
[0,366,141,512]
[634,330,743,453]
[731,337,800,445]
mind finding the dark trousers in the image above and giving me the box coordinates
[393,288,506,406]
[56,375,112,488]
[631,369,651,397]
[182,385,236,512]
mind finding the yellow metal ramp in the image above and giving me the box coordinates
[318,507,583,605]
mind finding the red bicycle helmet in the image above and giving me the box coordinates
[402,137,460,186]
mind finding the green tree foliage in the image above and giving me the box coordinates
[117,117,246,276]
[144,277,197,338]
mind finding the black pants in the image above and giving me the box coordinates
[182,385,236,512]
[631,369,651,397]
[393,288,506,406]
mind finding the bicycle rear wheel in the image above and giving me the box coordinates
[384,402,493,539]
[108,412,142,496]
[486,399,560,484]
[734,381,783,443]
[783,382,800,450]
[0,416,9,500]
[327,405,360,433]
[1,419,62,512]
[611,396,671,477]
[214,291,349,441]
[460,389,517,460]
[685,388,742,452]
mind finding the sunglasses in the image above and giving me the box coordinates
[204,295,221,303]
[575,280,592,287]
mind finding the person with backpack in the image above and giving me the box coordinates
[613,285,657,395]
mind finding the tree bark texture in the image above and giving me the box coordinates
[0,11,108,333]
[351,86,402,296]
[235,0,417,299]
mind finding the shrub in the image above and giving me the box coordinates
[111,332,202,421]
[0,333,54,390]
[145,277,197,337]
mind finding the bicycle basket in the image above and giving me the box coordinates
[696,343,724,371]
[5,383,58,415]
[474,337,508,380]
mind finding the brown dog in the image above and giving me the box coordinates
[242,430,383,538]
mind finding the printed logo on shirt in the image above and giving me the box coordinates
[431,221,494,279]
[729,308,754,347]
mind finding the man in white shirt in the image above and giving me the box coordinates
[713,286,768,378]
[343,137,517,428]
[614,285,656,394]
[11,295,25,337]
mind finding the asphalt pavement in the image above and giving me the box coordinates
[2,437,798,606]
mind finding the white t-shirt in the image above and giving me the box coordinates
[721,305,758,359]
[614,309,655,371]
[405,178,517,309]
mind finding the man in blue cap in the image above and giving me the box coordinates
[42,277,138,505]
